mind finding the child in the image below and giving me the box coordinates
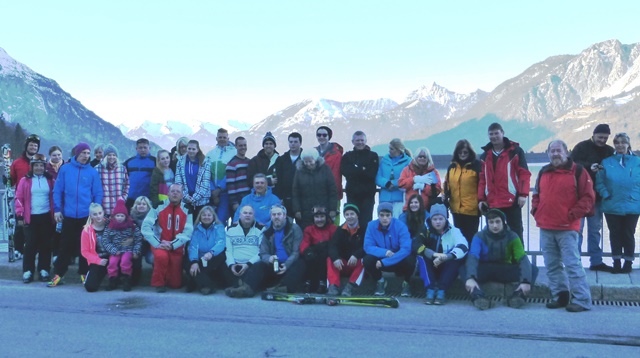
[101,199,143,291]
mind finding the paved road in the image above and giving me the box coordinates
[1,280,639,357]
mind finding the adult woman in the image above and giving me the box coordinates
[398,147,442,211]
[444,140,482,244]
[15,154,55,283]
[150,149,175,208]
[175,140,211,219]
[376,138,412,218]
[596,133,640,273]
[170,137,189,173]
[414,204,468,305]
[80,203,111,292]
[187,206,231,294]
[45,146,65,180]
[398,194,431,238]
[130,196,153,285]
[95,144,130,217]
[292,150,338,229]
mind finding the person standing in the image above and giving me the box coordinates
[95,144,130,217]
[272,132,303,218]
[341,131,379,225]
[444,139,482,244]
[175,140,211,218]
[570,124,615,272]
[376,138,412,218]
[90,145,104,167]
[206,128,237,224]
[398,147,442,211]
[149,149,175,208]
[15,154,55,283]
[532,140,595,312]
[478,122,531,243]
[48,142,104,287]
[226,137,251,213]
[45,146,65,180]
[292,150,338,229]
[123,138,156,210]
[595,133,640,273]
[315,126,344,224]
[247,131,279,186]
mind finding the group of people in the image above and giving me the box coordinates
[6,121,638,312]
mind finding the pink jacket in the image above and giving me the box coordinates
[14,175,55,224]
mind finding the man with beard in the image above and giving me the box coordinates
[532,140,595,312]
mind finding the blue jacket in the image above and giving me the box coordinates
[123,154,156,199]
[54,157,103,218]
[364,218,411,267]
[376,153,411,203]
[232,187,281,225]
[188,222,226,262]
[596,153,640,215]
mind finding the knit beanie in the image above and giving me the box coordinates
[485,208,507,225]
[109,199,135,229]
[103,144,118,158]
[429,203,448,219]
[377,202,393,214]
[317,126,333,140]
[593,124,611,135]
[74,142,91,157]
[343,203,360,216]
[262,132,277,147]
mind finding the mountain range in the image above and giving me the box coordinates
[2,39,639,158]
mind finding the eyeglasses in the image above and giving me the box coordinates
[316,133,328,138]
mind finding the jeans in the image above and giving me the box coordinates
[541,229,592,309]
[578,202,603,266]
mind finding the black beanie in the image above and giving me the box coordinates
[593,124,611,135]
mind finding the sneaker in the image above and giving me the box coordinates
[233,283,255,298]
[546,291,570,309]
[327,284,340,296]
[47,275,63,287]
[23,271,33,283]
[565,303,588,312]
[400,281,411,297]
[80,274,87,285]
[156,286,167,293]
[303,280,312,293]
[507,290,526,308]
[39,270,50,282]
[424,289,436,305]
[434,290,446,305]
[374,279,387,296]
[317,280,328,294]
[14,251,23,261]
[589,263,612,272]
[341,282,355,297]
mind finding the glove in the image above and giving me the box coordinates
[417,174,433,185]
[413,183,425,191]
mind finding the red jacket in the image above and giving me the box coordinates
[14,174,55,224]
[316,142,344,200]
[141,201,193,252]
[478,138,531,208]
[9,156,31,188]
[300,222,337,253]
[531,160,595,231]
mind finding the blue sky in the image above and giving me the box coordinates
[2,0,639,128]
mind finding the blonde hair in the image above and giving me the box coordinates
[85,203,105,227]
[156,149,171,169]
[194,205,221,226]
[413,147,433,166]
[390,138,412,157]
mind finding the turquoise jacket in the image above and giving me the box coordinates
[595,153,640,215]
[376,153,411,203]
[188,222,226,262]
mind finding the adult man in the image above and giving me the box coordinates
[341,131,379,225]
[272,132,302,217]
[570,123,615,272]
[232,174,281,226]
[123,138,156,210]
[248,131,279,186]
[327,203,366,297]
[226,137,251,213]
[532,140,595,312]
[141,183,194,292]
[300,206,337,294]
[465,209,536,310]
[224,206,265,298]
[256,204,305,293]
[315,126,344,223]
[478,122,531,242]
[9,134,40,259]
[363,202,413,297]
[206,128,236,223]
[48,142,103,287]
[90,144,104,167]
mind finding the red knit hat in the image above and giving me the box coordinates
[112,199,128,217]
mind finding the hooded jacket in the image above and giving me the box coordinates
[291,157,338,227]
[478,137,531,208]
[376,153,411,203]
[54,156,103,218]
[596,153,640,215]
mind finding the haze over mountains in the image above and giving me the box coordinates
[1,39,639,156]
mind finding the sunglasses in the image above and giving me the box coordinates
[417,155,427,159]
[316,133,328,138]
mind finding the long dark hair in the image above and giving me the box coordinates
[187,140,205,165]
[452,139,477,164]
[405,194,426,237]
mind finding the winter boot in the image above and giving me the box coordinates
[341,282,356,297]
[106,277,119,291]
[546,290,570,309]
[621,260,633,273]
[612,259,622,274]
[327,284,340,296]
[122,275,132,292]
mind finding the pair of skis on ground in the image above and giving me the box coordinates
[261,291,400,308]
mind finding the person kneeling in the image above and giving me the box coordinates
[327,203,366,296]
[465,209,537,310]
